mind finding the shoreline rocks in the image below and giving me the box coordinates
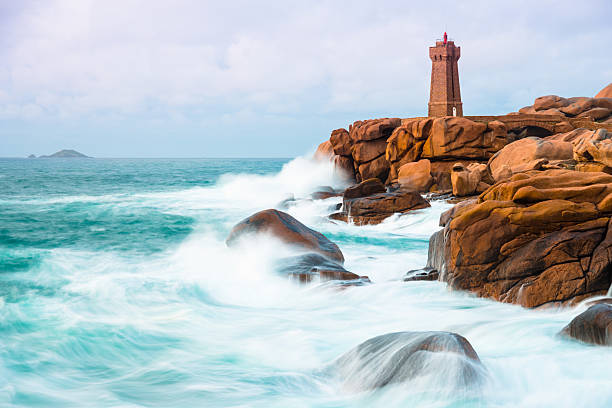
[330,178,430,225]
[426,169,612,308]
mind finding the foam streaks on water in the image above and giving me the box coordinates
[0,157,611,407]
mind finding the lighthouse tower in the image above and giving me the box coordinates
[428,32,463,117]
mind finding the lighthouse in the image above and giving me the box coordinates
[428,32,463,117]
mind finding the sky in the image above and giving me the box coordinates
[0,0,611,158]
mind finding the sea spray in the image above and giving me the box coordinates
[1,157,612,407]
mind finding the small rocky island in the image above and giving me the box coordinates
[38,149,90,158]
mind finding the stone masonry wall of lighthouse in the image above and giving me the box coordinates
[428,38,463,117]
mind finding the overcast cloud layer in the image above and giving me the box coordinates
[1,0,611,157]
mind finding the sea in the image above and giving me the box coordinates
[0,157,611,407]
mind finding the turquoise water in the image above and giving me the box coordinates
[0,157,611,407]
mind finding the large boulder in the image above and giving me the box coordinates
[546,128,595,144]
[397,159,433,192]
[515,94,612,124]
[488,137,573,182]
[574,129,612,167]
[333,155,356,182]
[349,118,401,142]
[343,178,386,199]
[226,209,344,263]
[275,253,366,283]
[421,117,490,160]
[357,154,391,182]
[560,98,595,116]
[332,331,484,391]
[533,95,570,111]
[450,163,491,197]
[314,140,334,161]
[560,304,612,346]
[429,169,612,308]
[330,128,352,156]
[596,83,612,98]
[386,119,433,181]
[577,107,611,121]
[352,138,387,164]
[337,190,430,225]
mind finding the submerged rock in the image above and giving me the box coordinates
[226,209,344,263]
[275,253,368,283]
[404,268,439,281]
[333,331,484,391]
[560,304,612,346]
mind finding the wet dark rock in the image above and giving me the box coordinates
[585,297,612,306]
[343,178,386,199]
[560,304,612,346]
[333,190,430,225]
[276,195,297,210]
[226,209,344,263]
[275,253,368,283]
[333,331,485,391]
[404,268,439,281]
[311,191,342,200]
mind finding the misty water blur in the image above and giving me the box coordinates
[0,157,611,407]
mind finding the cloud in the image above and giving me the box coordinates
[0,0,610,156]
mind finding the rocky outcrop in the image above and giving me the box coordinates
[313,137,357,182]
[421,117,489,160]
[560,304,612,346]
[387,117,513,185]
[343,178,386,199]
[320,115,523,191]
[226,209,344,263]
[275,253,367,283]
[404,269,439,281]
[573,129,612,167]
[332,331,484,391]
[488,137,574,182]
[311,186,342,200]
[332,179,430,225]
[596,83,612,99]
[343,191,430,225]
[521,95,612,124]
[314,140,334,160]
[330,128,352,156]
[450,163,492,197]
[347,118,402,182]
[332,189,430,225]
[333,155,356,181]
[428,169,612,308]
[397,159,433,192]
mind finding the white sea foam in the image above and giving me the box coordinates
[3,157,612,407]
